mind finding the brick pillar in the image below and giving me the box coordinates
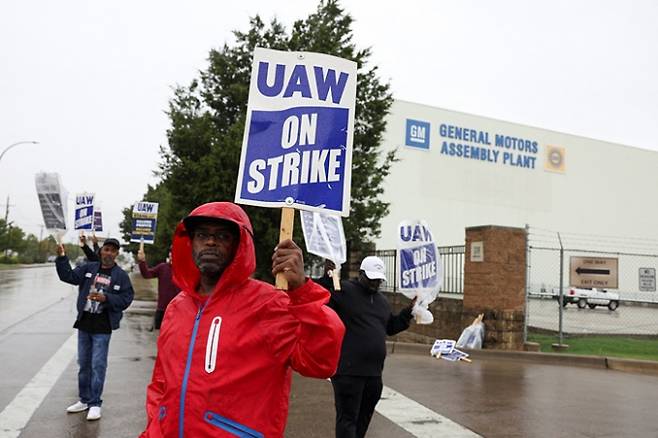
[463,225,526,350]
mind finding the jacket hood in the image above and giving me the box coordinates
[171,202,256,297]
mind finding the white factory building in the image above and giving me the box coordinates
[376,100,658,251]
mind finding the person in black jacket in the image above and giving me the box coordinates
[56,238,134,421]
[317,256,415,438]
[79,233,100,262]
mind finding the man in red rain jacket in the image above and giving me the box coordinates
[140,202,345,438]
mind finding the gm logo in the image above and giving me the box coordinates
[405,119,430,149]
[544,145,566,173]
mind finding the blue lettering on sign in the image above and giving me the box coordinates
[75,195,94,205]
[405,119,430,149]
[257,62,349,104]
[436,122,540,170]
[399,243,439,289]
[400,223,433,242]
[240,106,348,212]
[137,203,155,213]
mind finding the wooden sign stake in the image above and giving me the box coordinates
[330,267,341,291]
[275,207,295,290]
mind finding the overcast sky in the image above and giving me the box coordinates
[1,0,657,243]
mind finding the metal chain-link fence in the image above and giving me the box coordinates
[527,227,658,337]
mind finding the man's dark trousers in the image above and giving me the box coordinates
[331,375,383,438]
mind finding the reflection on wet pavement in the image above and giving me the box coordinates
[0,266,157,333]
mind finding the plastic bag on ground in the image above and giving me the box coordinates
[456,314,485,349]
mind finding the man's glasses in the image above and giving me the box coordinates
[193,230,237,243]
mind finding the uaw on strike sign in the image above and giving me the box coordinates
[130,202,159,244]
[235,48,357,216]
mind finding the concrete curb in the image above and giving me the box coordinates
[386,341,658,376]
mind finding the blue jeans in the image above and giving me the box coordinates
[77,330,111,407]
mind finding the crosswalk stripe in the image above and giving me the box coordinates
[0,333,77,438]
[376,385,482,437]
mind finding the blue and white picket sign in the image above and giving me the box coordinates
[94,211,103,232]
[430,339,456,357]
[74,193,95,230]
[235,47,357,216]
[130,202,159,244]
[34,172,67,232]
[397,219,443,300]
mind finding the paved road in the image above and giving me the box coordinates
[528,297,658,335]
[2,266,658,437]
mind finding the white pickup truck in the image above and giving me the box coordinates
[555,287,620,311]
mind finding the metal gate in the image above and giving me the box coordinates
[370,245,464,295]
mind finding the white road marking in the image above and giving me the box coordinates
[0,333,77,438]
[376,385,482,437]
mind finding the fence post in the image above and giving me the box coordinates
[524,224,530,343]
[558,232,565,345]
[393,250,397,293]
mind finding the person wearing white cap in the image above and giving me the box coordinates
[316,255,416,438]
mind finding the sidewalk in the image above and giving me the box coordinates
[387,340,658,376]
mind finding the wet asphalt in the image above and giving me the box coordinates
[2,266,658,437]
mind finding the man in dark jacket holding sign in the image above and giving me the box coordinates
[55,238,134,421]
[318,256,415,438]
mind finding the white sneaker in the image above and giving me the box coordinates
[66,401,88,413]
[86,406,102,421]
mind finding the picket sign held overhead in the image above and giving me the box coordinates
[74,192,94,231]
[397,219,442,295]
[34,172,67,242]
[93,211,103,232]
[300,210,346,290]
[234,47,357,290]
[130,202,159,244]
[397,219,443,324]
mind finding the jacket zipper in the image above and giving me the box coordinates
[203,410,264,438]
[205,316,222,373]
[179,303,206,438]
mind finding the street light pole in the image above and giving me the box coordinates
[0,141,38,259]
[0,141,39,164]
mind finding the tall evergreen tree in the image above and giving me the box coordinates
[122,0,395,279]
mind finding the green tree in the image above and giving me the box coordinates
[17,234,40,263]
[0,219,26,255]
[122,0,395,279]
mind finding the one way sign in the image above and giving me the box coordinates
[569,256,618,288]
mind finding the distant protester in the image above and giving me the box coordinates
[79,233,99,262]
[55,238,134,421]
[137,246,178,330]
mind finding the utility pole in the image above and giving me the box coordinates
[39,225,45,262]
[1,196,15,258]
[3,195,9,225]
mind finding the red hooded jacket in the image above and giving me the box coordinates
[140,202,345,438]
